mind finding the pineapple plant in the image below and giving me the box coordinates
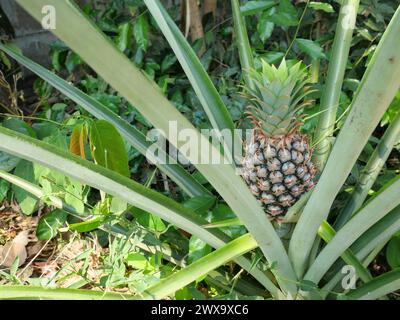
[1,0,400,301]
[241,60,317,220]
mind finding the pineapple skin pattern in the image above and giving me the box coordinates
[242,132,316,219]
[241,60,317,220]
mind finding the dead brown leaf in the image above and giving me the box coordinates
[0,230,29,268]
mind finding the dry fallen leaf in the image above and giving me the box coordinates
[33,261,58,278]
[0,230,29,268]
[27,241,44,257]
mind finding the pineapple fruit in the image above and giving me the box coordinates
[241,60,317,220]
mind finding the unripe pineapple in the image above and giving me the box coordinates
[241,60,317,220]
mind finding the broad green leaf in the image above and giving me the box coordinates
[211,203,236,220]
[161,54,177,72]
[65,52,82,73]
[189,236,212,264]
[0,179,9,202]
[69,217,103,233]
[64,178,86,214]
[295,38,327,60]
[48,103,67,123]
[240,0,276,16]
[125,252,150,270]
[36,209,68,240]
[0,151,20,172]
[309,2,335,13]
[211,203,246,238]
[279,0,297,17]
[257,9,275,42]
[109,196,128,214]
[51,49,63,72]
[44,130,69,151]
[268,12,298,27]
[382,92,400,126]
[279,0,297,16]
[268,0,298,27]
[257,51,285,65]
[183,195,216,215]
[145,61,160,79]
[12,160,38,215]
[35,131,69,197]
[386,236,400,269]
[175,287,193,300]
[91,92,119,114]
[134,15,149,51]
[299,280,318,292]
[2,118,37,138]
[117,22,132,52]
[89,120,130,178]
[131,207,167,233]
[32,122,59,139]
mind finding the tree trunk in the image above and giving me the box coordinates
[204,0,217,16]
[188,0,206,56]
[180,0,189,37]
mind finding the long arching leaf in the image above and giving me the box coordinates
[313,0,360,168]
[0,43,209,198]
[322,205,400,295]
[14,0,297,295]
[0,286,134,300]
[289,6,400,278]
[345,269,400,300]
[0,126,280,297]
[231,0,255,90]
[334,110,400,229]
[304,176,400,284]
[141,234,258,300]
[0,169,264,296]
[144,0,238,150]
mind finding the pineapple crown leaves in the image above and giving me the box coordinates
[243,59,313,137]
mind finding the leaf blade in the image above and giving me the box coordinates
[0,126,281,297]
[89,120,130,177]
[290,5,400,278]
[0,43,209,198]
